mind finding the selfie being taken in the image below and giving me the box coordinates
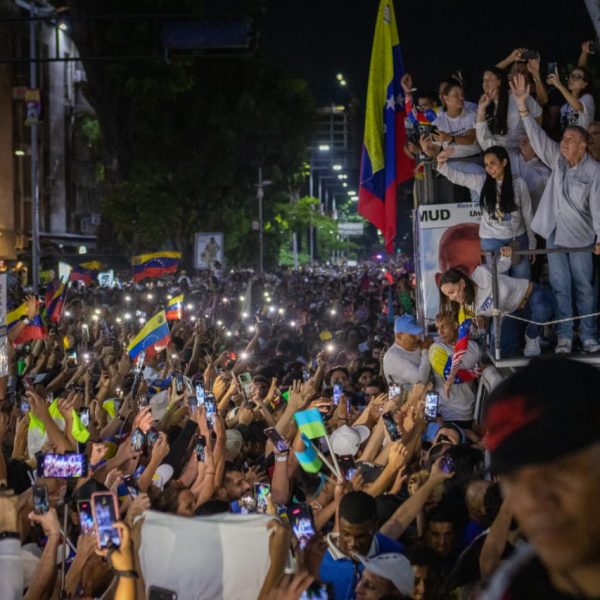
[2,0,600,599]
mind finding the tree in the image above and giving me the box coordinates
[58,0,316,265]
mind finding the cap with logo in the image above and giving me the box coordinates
[485,356,600,473]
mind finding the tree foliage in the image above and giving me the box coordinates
[58,0,316,265]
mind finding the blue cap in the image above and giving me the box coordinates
[394,315,423,335]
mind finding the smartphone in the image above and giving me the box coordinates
[195,383,205,407]
[382,411,402,442]
[91,492,121,550]
[388,383,401,398]
[67,349,78,367]
[300,582,334,600]
[263,426,289,453]
[338,455,356,480]
[424,391,439,421]
[77,499,95,534]
[33,484,49,515]
[37,453,88,478]
[79,407,91,427]
[254,482,270,514]
[130,428,145,452]
[302,368,311,382]
[20,398,30,414]
[194,435,206,462]
[332,383,343,406]
[240,494,257,515]
[289,504,316,550]
[204,394,217,427]
[440,455,455,474]
[175,371,184,394]
[238,372,253,401]
[122,475,139,498]
[520,49,539,60]
[148,588,177,600]
[146,428,159,449]
[547,61,558,76]
[22,375,34,392]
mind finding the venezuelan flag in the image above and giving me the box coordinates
[294,434,323,473]
[44,281,68,323]
[294,408,327,440]
[8,309,47,345]
[165,294,183,321]
[132,251,181,283]
[358,0,414,252]
[127,310,171,361]
[69,265,96,285]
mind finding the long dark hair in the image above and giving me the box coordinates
[480,146,517,216]
[484,67,509,136]
[438,268,476,314]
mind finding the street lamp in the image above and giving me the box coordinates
[318,144,330,152]
[332,164,343,171]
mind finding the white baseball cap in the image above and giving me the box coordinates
[330,424,370,457]
[359,553,414,596]
[152,463,174,491]
[149,390,169,421]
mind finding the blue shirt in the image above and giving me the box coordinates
[319,532,403,600]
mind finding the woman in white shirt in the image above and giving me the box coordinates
[482,66,542,150]
[547,66,595,131]
[432,82,481,158]
[436,145,535,280]
[438,263,554,357]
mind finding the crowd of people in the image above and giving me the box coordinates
[405,42,600,358]
[1,256,599,600]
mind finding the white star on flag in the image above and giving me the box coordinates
[386,95,395,110]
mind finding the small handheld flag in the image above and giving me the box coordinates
[294,434,323,473]
[294,408,328,440]
[127,311,171,361]
[165,294,183,321]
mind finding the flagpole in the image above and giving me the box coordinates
[323,435,343,480]
[308,440,339,478]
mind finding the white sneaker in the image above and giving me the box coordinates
[583,339,600,353]
[524,335,541,357]
[555,338,572,354]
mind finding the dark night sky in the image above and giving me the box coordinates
[258,0,596,104]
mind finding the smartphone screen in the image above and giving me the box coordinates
[239,494,256,515]
[122,475,139,498]
[79,407,91,427]
[204,394,217,427]
[20,398,30,414]
[254,482,270,514]
[195,383,205,407]
[175,371,184,394]
[289,504,316,550]
[332,383,343,406]
[424,391,439,421]
[238,372,253,400]
[440,455,455,474]
[300,582,333,600]
[91,492,121,550]
[337,455,356,479]
[37,453,88,478]
[382,411,402,442]
[33,484,49,515]
[263,426,289,453]
[194,435,206,462]
[22,375,34,392]
[130,428,145,452]
[78,500,95,534]
[388,383,401,398]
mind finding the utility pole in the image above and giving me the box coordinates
[256,167,271,273]
[29,5,40,292]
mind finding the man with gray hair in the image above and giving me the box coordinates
[511,73,600,354]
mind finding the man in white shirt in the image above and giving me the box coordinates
[511,73,600,354]
[382,315,431,392]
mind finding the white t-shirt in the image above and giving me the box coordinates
[560,93,595,130]
[470,263,530,316]
[493,95,542,151]
[428,340,480,421]
[433,108,481,158]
